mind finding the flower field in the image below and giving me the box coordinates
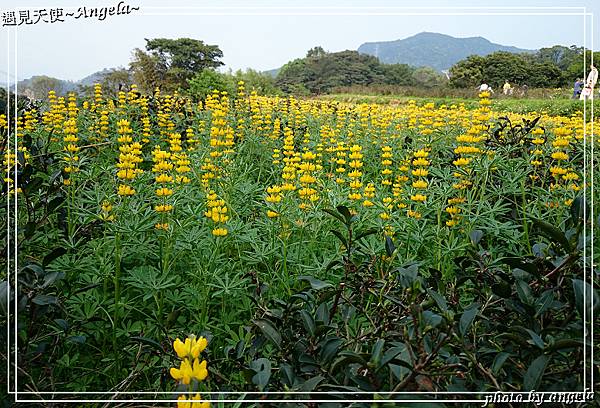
[2,83,598,403]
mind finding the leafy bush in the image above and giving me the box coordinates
[187,69,235,101]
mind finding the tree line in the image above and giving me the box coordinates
[14,39,600,101]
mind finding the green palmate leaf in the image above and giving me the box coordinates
[252,319,281,349]
[459,303,480,337]
[523,355,549,390]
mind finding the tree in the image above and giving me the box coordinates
[187,70,234,101]
[130,38,224,93]
[145,38,223,87]
[232,69,281,95]
[130,48,167,93]
[276,49,386,94]
[306,46,327,59]
[536,45,582,70]
[448,55,486,88]
[449,51,566,88]
[101,69,132,97]
[27,76,64,99]
[411,67,446,88]
[381,64,414,85]
[564,50,600,82]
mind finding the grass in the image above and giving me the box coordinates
[318,93,587,117]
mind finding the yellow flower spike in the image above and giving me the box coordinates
[177,395,191,408]
[192,358,208,381]
[173,338,189,359]
[170,359,193,385]
[191,336,208,358]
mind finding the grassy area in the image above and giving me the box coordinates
[318,93,587,117]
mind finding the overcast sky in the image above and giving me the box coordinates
[1,0,598,82]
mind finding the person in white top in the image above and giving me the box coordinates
[580,66,598,101]
[478,83,494,94]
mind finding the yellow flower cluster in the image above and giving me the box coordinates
[62,118,80,186]
[152,148,174,230]
[116,119,142,196]
[205,191,229,236]
[170,335,210,408]
[265,185,283,218]
[347,144,363,201]
[408,148,430,218]
[297,150,319,209]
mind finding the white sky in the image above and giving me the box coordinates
[1,0,598,82]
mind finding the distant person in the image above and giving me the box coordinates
[502,80,512,95]
[580,65,598,101]
[478,83,494,94]
[520,84,529,97]
[573,78,583,99]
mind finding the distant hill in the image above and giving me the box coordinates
[78,68,116,87]
[263,67,280,77]
[358,32,535,71]
[15,68,125,98]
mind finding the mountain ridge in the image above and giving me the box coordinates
[358,32,535,71]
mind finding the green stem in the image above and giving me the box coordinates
[521,178,532,255]
[283,238,290,296]
[113,231,122,356]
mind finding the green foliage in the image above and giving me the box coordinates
[187,69,235,101]
[130,47,166,94]
[2,90,597,404]
[130,38,224,92]
[231,200,593,397]
[231,69,282,96]
[381,63,416,86]
[564,50,600,81]
[100,69,133,98]
[276,49,446,94]
[536,45,583,70]
[449,52,564,88]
